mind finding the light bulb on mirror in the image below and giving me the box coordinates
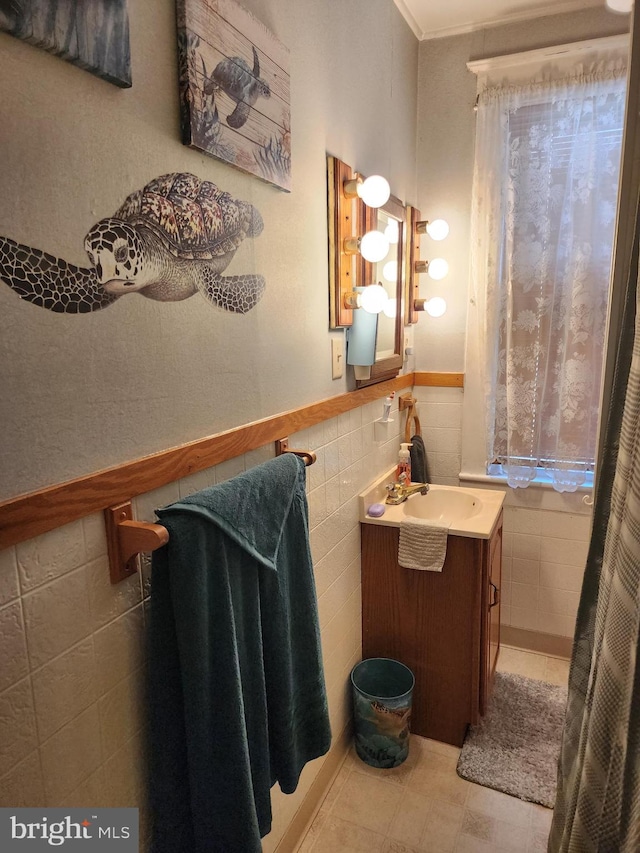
[426,219,449,240]
[605,0,632,11]
[425,297,447,317]
[382,298,397,319]
[359,230,390,263]
[382,260,397,282]
[384,220,399,244]
[427,258,449,280]
[358,284,388,314]
[357,175,391,208]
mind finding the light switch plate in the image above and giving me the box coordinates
[331,337,344,379]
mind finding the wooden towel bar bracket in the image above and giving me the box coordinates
[275,438,317,467]
[105,501,169,585]
[105,439,316,584]
[398,392,415,412]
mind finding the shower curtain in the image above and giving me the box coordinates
[549,11,640,852]
[548,181,640,853]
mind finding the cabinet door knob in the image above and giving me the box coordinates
[490,581,500,608]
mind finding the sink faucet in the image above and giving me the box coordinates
[385,479,430,505]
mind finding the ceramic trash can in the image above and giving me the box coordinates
[350,658,414,768]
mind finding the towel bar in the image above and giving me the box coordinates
[106,441,316,584]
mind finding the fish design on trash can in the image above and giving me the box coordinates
[353,691,412,768]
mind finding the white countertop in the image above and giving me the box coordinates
[359,469,505,540]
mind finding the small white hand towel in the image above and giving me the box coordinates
[398,518,448,571]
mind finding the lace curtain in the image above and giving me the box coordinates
[471,67,626,491]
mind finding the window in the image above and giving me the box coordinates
[465,39,627,492]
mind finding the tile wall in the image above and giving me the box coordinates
[414,386,465,487]
[414,385,592,640]
[0,387,410,852]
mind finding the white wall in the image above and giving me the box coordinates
[0,389,411,850]
[0,0,418,501]
[0,0,418,847]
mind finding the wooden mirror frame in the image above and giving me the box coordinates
[404,205,428,324]
[354,193,405,388]
[327,155,406,388]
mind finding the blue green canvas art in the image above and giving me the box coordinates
[0,0,131,87]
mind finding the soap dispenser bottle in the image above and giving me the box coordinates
[396,442,412,483]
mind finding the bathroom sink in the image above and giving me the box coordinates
[403,489,482,525]
[359,469,505,539]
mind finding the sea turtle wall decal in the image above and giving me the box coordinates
[0,172,265,314]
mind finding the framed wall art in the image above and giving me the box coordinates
[0,0,131,88]
[177,0,291,191]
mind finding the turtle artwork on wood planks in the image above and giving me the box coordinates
[0,172,265,314]
[208,45,271,130]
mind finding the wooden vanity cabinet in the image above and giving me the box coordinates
[361,510,503,748]
[480,516,502,716]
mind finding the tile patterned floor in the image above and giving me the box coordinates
[298,647,570,853]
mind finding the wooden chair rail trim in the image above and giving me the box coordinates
[413,372,464,387]
[0,371,463,549]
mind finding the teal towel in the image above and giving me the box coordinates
[148,454,331,853]
[410,434,430,483]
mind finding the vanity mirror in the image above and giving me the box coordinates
[327,155,405,388]
[356,194,405,388]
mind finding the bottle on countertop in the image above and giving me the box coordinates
[396,442,412,483]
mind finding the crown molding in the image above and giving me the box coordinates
[467,32,629,74]
[402,0,607,42]
[393,0,423,40]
